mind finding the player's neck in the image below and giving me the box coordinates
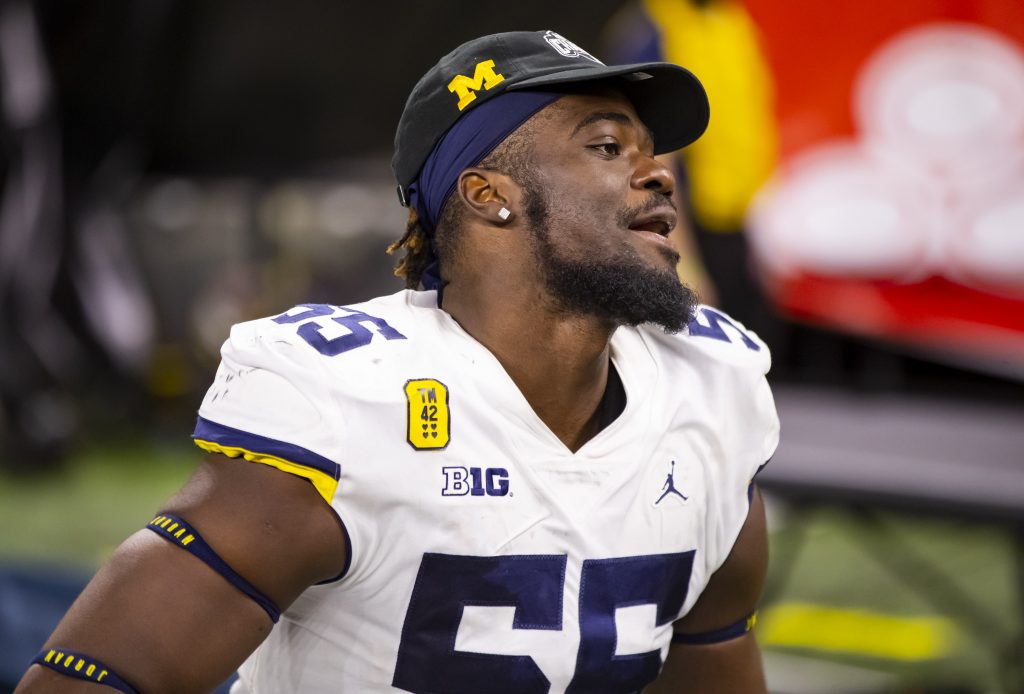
[443,284,616,452]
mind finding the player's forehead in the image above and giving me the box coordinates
[534,89,653,145]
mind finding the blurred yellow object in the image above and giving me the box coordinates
[145,343,192,398]
[758,601,956,661]
[644,0,777,231]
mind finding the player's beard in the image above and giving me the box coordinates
[522,182,697,333]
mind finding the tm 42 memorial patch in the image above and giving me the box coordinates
[404,378,450,450]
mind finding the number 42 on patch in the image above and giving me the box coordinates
[405,379,450,450]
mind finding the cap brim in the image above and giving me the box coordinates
[510,62,709,154]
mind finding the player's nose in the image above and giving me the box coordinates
[630,155,675,198]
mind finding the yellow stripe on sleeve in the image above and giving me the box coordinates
[193,439,339,503]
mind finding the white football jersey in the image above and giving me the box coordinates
[194,289,779,694]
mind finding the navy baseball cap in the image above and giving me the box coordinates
[392,29,710,204]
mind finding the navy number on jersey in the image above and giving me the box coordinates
[687,307,760,351]
[272,304,406,356]
[393,551,695,693]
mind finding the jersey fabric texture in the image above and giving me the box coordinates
[193,289,779,694]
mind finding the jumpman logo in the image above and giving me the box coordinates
[655,461,688,505]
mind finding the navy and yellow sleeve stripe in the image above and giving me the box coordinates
[672,611,758,645]
[32,648,138,693]
[192,416,341,503]
[147,513,280,622]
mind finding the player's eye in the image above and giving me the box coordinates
[589,141,621,157]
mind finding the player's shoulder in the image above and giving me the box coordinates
[221,289,432,370]
[640,304,772,376]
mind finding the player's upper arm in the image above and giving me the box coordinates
[645,486,769,694]
[17,315,350,692]
[16,452,346,693]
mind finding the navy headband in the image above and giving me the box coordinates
[407,90,563,238]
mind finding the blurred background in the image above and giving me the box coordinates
[1,0,1022,692]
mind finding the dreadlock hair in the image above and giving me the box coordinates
[386,104,553,288]
[387,192,472,289]
[386,207,434,289]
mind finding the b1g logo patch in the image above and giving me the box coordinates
[442,466,509,497]
[405,378,450,450]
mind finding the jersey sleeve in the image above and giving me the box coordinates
[687,306,780,577]
[192,316,342,504]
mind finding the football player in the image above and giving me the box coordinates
[17,30,778,694]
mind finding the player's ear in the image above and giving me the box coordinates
[456,168,519,226]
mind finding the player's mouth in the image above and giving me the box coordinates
[627,208,677,250]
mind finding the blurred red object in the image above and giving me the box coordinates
[743,0,1024,373]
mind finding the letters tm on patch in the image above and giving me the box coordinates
[404,378,451,450]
